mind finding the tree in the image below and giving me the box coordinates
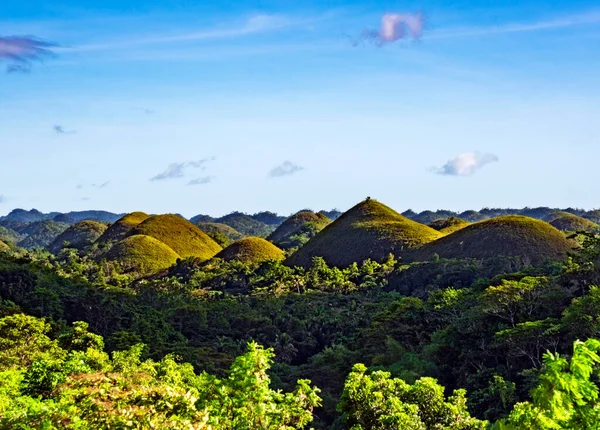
[338,363,487,429]
[0,313,64,370]
[497,338,600,429]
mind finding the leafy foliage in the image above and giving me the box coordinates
[0,315,321,429]
[338,363,487,429]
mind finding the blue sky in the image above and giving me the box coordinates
[1,0,599,217]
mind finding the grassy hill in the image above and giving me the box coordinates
[428,217,470,234]
[409,215,574,265]
[286,199,443,268]
[548,212,600,233]
[104,234,181,276]
[97,212,150,245]
[197,222,245,247]
[215,212,276,237]
[215,237,285,264]
[17,220,69,249]
[268,211,331,250]
[0,240,9,252]
[129,214,221,260]
[48,220,108,254]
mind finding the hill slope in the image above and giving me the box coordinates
[286,199,442,268]
[409,215,574,265]
[48,221,108,254]
[215,212,276,237]
[0,225,22,244]
[215,237,285,264]
[105,234,181,275]
[129,214,221,260]
[548,212,600,233]
[196,222,245,247]
[428,217,470,234]
[17,220,70,249]
[0,240,9,252]
[268,211,331,250]
[97,212,150,245]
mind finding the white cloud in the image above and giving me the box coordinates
[151,158,215,181]
[435,152,498,176]
[269,161,304,178]
[188,176,213,186]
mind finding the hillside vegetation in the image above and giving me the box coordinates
[215,212,277,237]
[17,220,69,249]
[196,222,245,247]
[268,211,331,250]
[410,215,574,265]
[104,234,181,276]
[48,220,108,254]
[0,225,21,244]
[287,199,442,268]
[129,214,221,260]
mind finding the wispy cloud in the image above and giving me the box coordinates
[151,158,215,181]
[54,125,76,134]
[77,181,110,189]
[434,152,498,176]
[69,13,318,53]
[0,36,57,72]
[7,64,31,74]
[151,163,187,181]
[430,10,600,39]
[188,176,213,186]
[0,195,4,204]
[269,161,304,178]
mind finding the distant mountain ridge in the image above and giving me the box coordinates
[0,209,124,224]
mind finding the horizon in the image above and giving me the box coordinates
[1,199,599,220]
[2,0,599,214]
